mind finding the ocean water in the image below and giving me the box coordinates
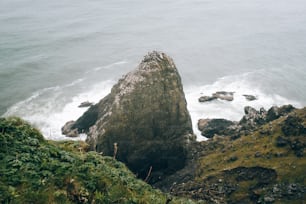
[1,0,305,140]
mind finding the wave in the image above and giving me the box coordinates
[3,78,115,140]
[3,69,303,142]
[93,61,128,71]
[185,72,303,141]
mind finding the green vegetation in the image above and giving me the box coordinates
[193,108,306,203]
[0,117,198,204]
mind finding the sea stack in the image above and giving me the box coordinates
[62,51,195,182]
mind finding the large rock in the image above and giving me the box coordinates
[198,118,238,138]
[63,51,194,182]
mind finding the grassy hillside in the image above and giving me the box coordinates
[172,107,306,203]
[0,117,198,204]
[1,108,305,204]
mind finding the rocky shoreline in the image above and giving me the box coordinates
[62,52,305,203]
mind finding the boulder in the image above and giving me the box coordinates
[281,115,306,137]
[198,118,238,138]
[62,51,194,182]
[266,105,295,122]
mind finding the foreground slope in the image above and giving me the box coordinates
[166,107,306,203]
[0,117,197,204]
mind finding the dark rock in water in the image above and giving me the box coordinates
[78,101,93,108]
[243,94,257,101]
[212,91,234,101]
[198,118,238,138]
[198,95,216,102]
[198,91,234,103]
[62,51,194,182]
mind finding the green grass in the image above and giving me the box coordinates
[192,108,306,203]
[0,117,199,204]
[197,109,306,184]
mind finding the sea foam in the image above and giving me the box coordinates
[3,70,302,141]
[185,72,302,141]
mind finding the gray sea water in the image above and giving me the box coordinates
[1,0,306,140]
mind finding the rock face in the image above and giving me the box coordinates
[63,51,194,182]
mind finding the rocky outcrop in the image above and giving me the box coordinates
[160,107,306,204]
[198,105,296,138]
[62,121,79,137]
[62,51,195,182]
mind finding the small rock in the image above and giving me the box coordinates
[254,151,261,158]
[272,185,281,193]
[243,94,257,101]
[78,101,93,108]
[275,136,288,147]
[228,156,238,162]
[263,195,275,203]
[198,95,216,102]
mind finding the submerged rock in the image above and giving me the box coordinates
[62,51,194,182]
[198,95,216,102]
[78,101,93,108]
[243,94,257,101]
